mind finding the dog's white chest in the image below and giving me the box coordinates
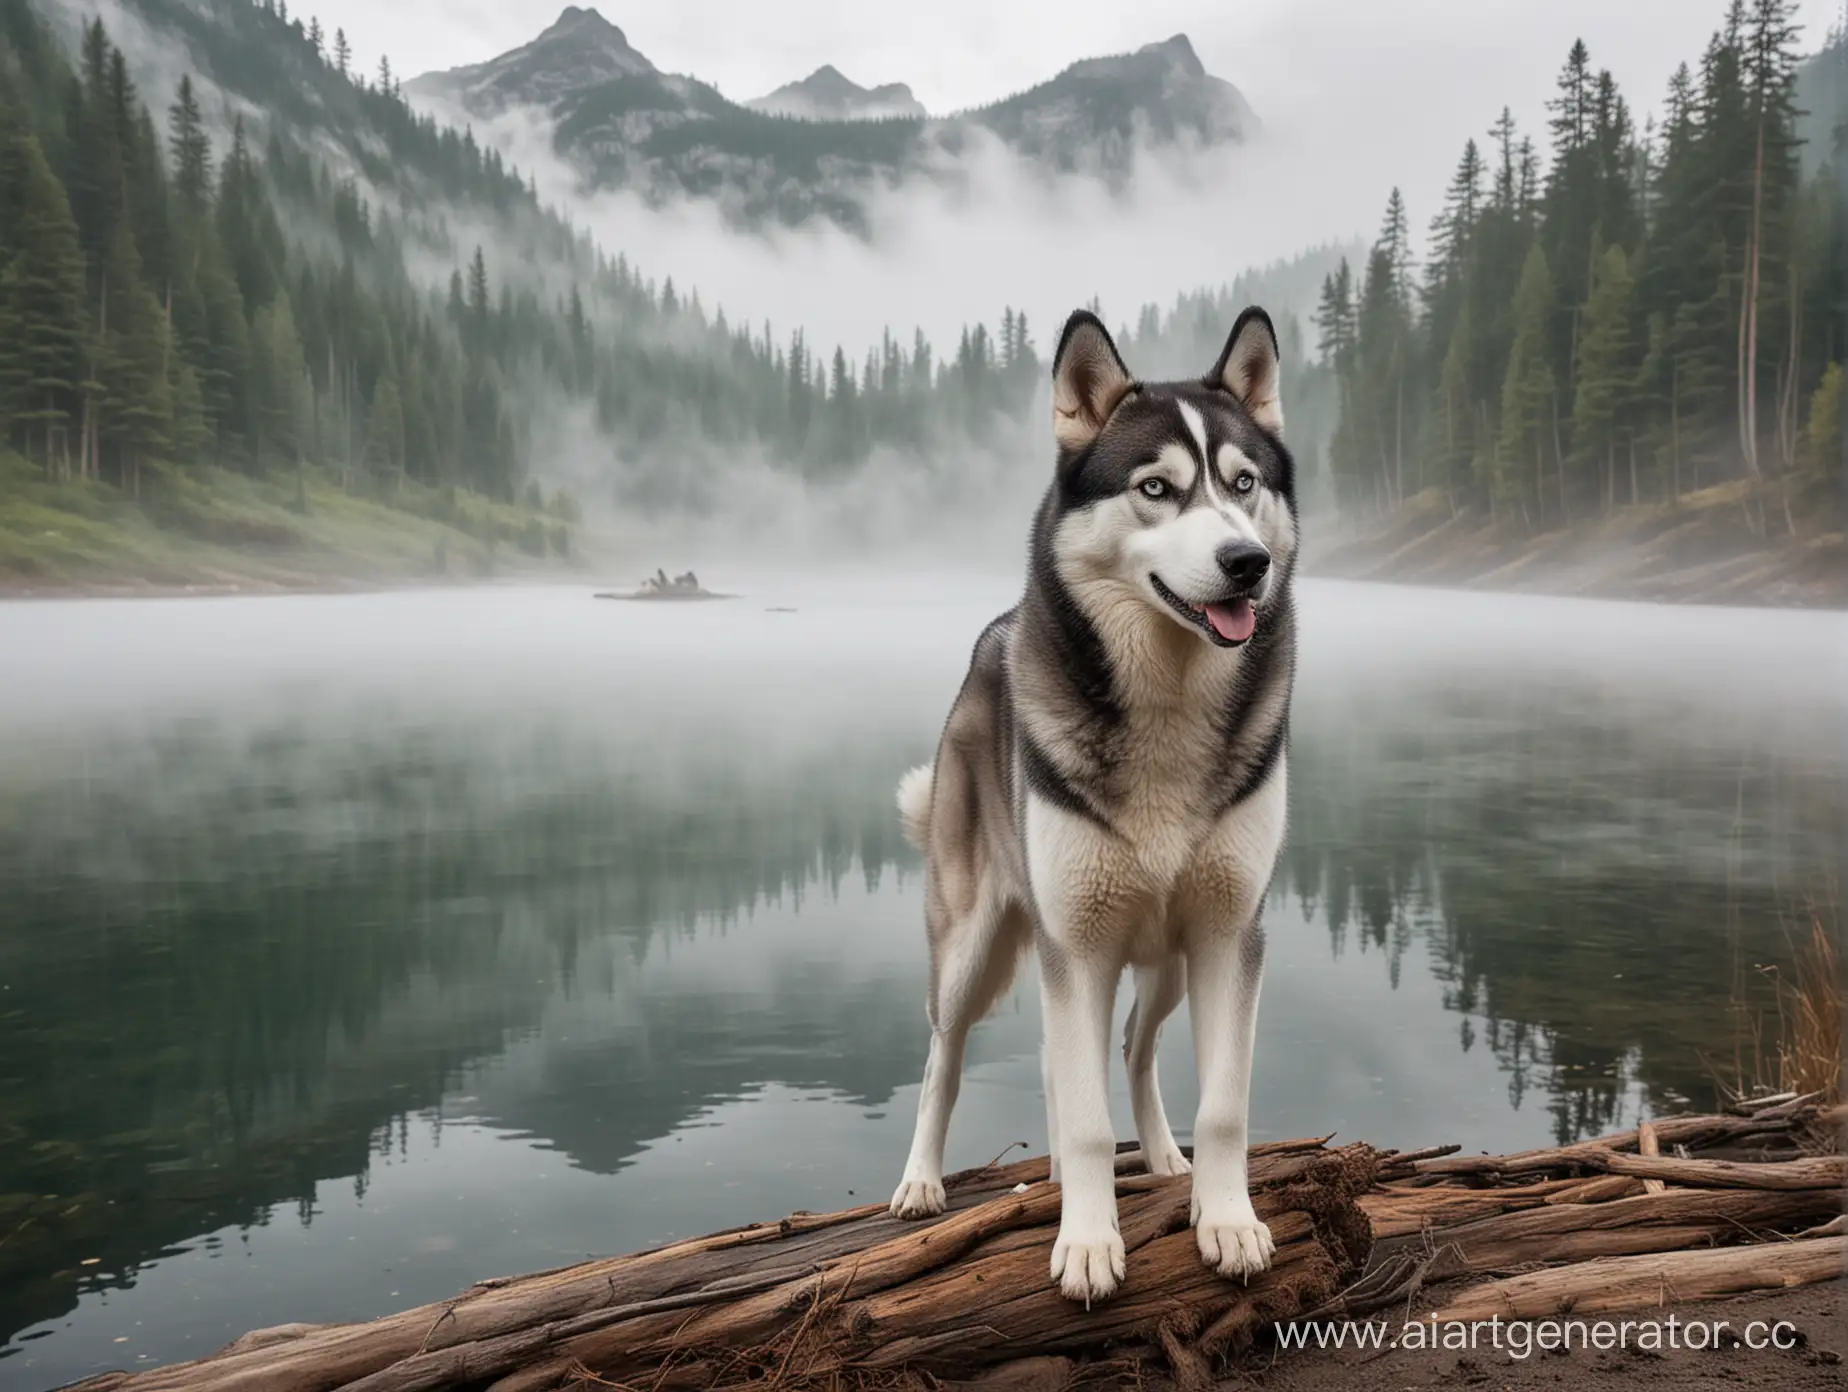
[1023,752,1285,966]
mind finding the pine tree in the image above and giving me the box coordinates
[66,20,127,274]
[0,126,86,473]
[168,76,212,209]
[1377,187,1413,293]
[1432,294,1480,500]
[97,219,173,491]
[1736,0,1804,476]
[1548,40,1595,155]
[1490,107,1520,211]
[1498,243,1556,521]
[1347,193,1417,507]
[465,246,489,357]
[217,119,281,312]
[1590,70,1639,252]
[1315,261,1358,367]
[1570,243,1638,508]
[1428,140,1485,289]
[1541,40,1627,424]
[333,27,350,78]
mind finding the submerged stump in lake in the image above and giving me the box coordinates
[64,1095,1843,1392]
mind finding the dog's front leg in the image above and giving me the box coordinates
[1037,937,1124,1304]
[1185,918,1274,1279]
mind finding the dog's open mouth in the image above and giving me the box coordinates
[1150,575,1257,646]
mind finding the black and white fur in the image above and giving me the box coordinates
[888,308,1298,1305]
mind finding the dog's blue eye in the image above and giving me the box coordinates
[1234,473,1257,494]
[1138,479,1169,500]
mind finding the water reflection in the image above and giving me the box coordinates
[1284,673,1839,1144]
[0,582,1838,1379]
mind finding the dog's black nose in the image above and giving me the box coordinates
[1215,542,1271,589]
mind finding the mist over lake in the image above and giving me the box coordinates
[0,578,1839,1385]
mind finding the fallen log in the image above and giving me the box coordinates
[62,1109,1842,1392]
[1387,1185,1842,1280]
[1312,1182,1840,1321]
[1425,1235,1847,1322]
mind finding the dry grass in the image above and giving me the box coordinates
[1720,910,1842,1109]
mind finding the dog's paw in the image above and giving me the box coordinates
[1194,1211,1275,1281]
[1143,1141,1191,1177]
[1050,1228,1126,1305]
[889,1177,946,1220]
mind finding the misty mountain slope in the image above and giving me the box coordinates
[35,0,538,225]
[413,4,655,116]
[407,9,1260,232]
[745,65,926,121]
[972,35,1258,173]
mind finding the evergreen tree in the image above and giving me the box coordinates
[1570,243,1638,507]
[1498,243,1556,521]
[168,76,211,209]
[0,124,86,474]
[96,218,173,490]
[1428,140,1485,290]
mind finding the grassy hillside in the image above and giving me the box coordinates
[0,451,581,593]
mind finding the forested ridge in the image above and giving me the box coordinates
[1315,1,1845,536]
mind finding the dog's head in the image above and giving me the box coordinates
[1044,308,1297,649]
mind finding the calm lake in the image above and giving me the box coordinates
[0,578,1841,1386]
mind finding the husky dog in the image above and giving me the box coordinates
[888,307,1297,1305]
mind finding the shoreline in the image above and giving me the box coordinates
[9,487,1844,608]
[0,567,589,602]
[1307,482,1848,610]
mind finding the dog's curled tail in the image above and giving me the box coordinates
[896,764,934,849]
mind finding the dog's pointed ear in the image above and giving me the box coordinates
[1051,311,1134,452]
[1209,307,1283,435]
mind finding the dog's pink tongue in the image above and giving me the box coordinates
[1205,599,1256,643]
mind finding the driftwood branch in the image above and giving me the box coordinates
[1582,1151,1846,1190]
[1637,1119,1668,1195]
